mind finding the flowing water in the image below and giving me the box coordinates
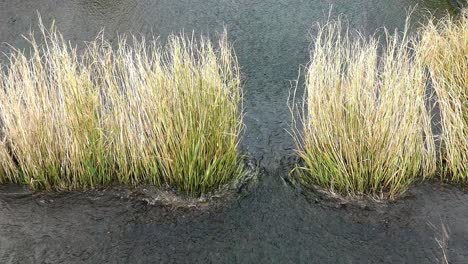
[0,0,467,263]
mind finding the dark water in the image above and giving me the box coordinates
[1,1,467,263]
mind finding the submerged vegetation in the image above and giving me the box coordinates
[291,18,436,199]
[418,9,467,184]
[0,21,245,195]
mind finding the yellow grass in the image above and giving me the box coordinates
[0,21,245,195]
[418,9,468,184]
[291,18,436,198]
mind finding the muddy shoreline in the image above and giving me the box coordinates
[1,0,467,263]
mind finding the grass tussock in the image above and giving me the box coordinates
[291,19,436,199]
[418,9,468,184]
[0,21,245,195]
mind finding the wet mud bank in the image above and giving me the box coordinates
[0,0,467,263]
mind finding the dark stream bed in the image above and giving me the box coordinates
[1,0,467,263]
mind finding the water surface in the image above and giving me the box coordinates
[1,1,467,263]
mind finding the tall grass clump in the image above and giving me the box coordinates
[291,19,436,198]
[418,9,467,184]
[0,21,245,195]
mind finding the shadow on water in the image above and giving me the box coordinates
[0,0,467,263]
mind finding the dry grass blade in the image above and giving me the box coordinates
[418,9,468,184]
[291,18,436,199]
[0,19,245,195]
